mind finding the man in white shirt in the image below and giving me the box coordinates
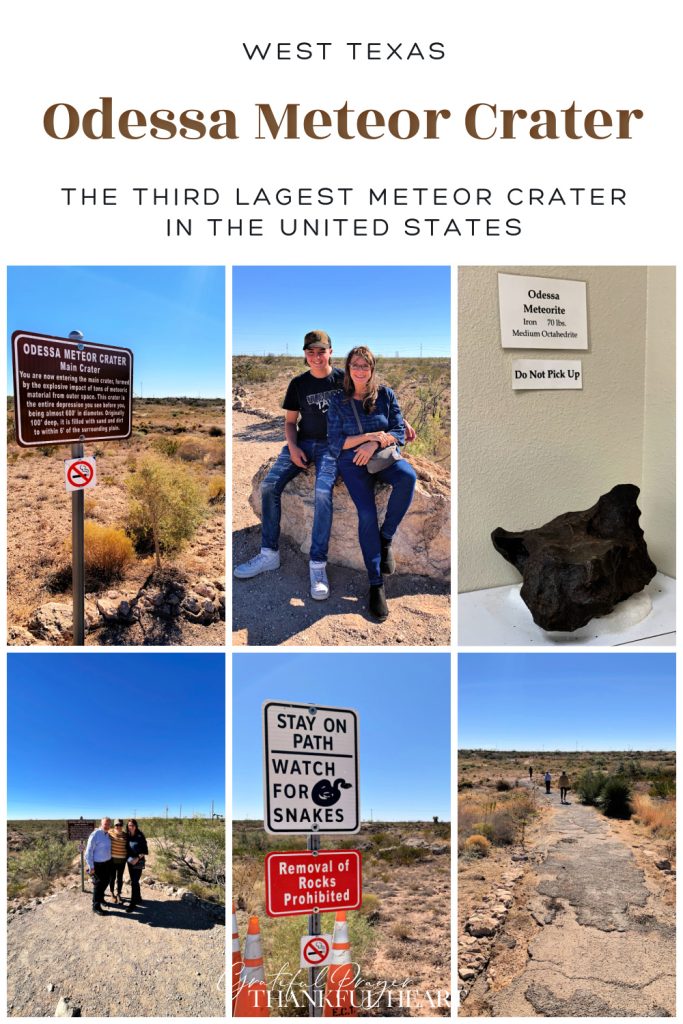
[84,817,113,915]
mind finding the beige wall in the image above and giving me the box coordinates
[458,266,675,592]
[640,267,676,576]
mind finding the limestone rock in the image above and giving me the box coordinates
[465,915,498,937]
[655,859,672,871]
[492,484,656,632]
[250,454,450,579]
[27,600,100,642]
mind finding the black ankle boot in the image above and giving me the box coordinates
[369,584,388,620]
[380,536,395,575]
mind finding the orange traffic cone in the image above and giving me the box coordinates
[232,901,243,1011]
[234,914,270,1017]
[323,911,358,1017]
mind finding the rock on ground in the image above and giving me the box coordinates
[250,453,450,579]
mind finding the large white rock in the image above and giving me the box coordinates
[249,454,450,579]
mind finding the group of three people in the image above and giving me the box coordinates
[235,330,418,620]
[84,816,148,916]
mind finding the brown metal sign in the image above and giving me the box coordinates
[12,330,134,447]
[67,819,97,841]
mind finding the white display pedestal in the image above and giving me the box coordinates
[458,572,675,647]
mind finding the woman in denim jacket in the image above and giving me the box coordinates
[327,346,417,620]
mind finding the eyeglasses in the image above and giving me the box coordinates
[350,363,371,371]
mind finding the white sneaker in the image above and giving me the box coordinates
[234,548,280,579]
[309,561,330,600]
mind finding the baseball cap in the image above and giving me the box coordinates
[113,818,123,826]
[303,330,331,350]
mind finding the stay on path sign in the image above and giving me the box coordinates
[263,701,360,834]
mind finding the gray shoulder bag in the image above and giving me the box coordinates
[350,398,402,475]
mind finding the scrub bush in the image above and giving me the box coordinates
[575,770,608,806]
[598,777,632,819]
[83,522,134,582]
[463,835,491,857]
[127,455,206,568]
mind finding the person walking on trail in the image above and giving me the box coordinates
[85,817,112,916]
[544,770,552,794]
[559,771,570,804]
[528,765,533,781]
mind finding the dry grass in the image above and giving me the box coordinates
[632,794,675,838]
[458,788,538,851]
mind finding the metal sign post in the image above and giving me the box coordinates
[69,331,85,646]
[78,841,85,892]
[307,833,322,1018]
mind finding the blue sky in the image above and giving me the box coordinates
[7,266,225,397]
[232,266,450,357]
[7,653,225,819]
[233,652,451,822]
[458,653,675,751]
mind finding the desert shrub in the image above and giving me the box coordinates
[463,835,490,857]
[16,838,76,883]
[37,444,57,456]
[358,893,381,921]
[598,777,632,819]
[84,496,98,516]
[80,522,134,582]
[458,781,474,791]
[650,772,676,799]
[207,475,225,504]
[376,843,425,866]
[208,425,224,436]
[471,822,493,841]
[153,816,225,903]
[489,810,517,845]
[575,770,607,806]
[127,455,206,567]
[152,436,180,457]
[496,779,512,792]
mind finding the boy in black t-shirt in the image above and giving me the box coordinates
[234,330,343,600]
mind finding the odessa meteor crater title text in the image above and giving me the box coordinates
[43,97,644,142]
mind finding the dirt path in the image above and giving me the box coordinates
[232,410,450,646]
[484,784,675,1016]
[7,887,225,1017]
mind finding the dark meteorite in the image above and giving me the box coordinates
[491,484,657,632]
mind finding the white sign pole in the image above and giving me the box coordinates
[68,330,86,645]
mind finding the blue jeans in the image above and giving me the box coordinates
[261,441,337,563]
[338,453,417,586]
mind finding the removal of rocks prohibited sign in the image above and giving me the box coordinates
[65,456,97,492]
[264,849,363,917]
[263,701,360,834]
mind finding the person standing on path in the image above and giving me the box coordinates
[528,765,533,781]
[108,819,128,904]
[544,770,552,794]
[85,817,112,916]
[559,771,570,804]
[125,818,149,914]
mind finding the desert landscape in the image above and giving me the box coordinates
[458,749,676,1016]
[7,397,225,645]
[7,817,226,1017]
[233,819,451,1017]
[232,356,451,646]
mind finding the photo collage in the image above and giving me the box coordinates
[4,262,675,1019]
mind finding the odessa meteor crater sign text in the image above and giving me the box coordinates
[12,331,133,446]
[263,701,360,834]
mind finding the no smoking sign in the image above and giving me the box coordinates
[300,934,333,969]
[65,456,97,492]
